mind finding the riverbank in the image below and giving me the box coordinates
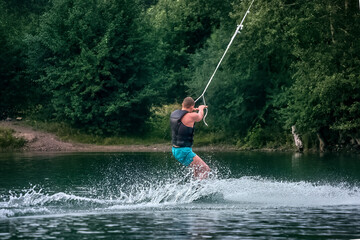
[2,121,359,154]
[0,121,237,152]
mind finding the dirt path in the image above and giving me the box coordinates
[1,121,234,152]
[0,121,169,152]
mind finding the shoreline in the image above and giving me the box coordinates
[2,121,358,154]
[0,121,238,153]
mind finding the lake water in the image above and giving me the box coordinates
[0,151,360,239]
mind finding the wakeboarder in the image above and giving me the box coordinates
[170,97,211,180]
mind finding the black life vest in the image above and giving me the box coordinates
[170,110,194,147]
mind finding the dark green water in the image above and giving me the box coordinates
[0,151,360,239]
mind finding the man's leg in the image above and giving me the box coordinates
[189,155,210,180]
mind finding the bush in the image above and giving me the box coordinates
[0,127,26,150]
[237,124,292,150]
[146,104,180,141]
[27,0,158,135]
[26,119,168,145]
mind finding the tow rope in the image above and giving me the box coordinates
[194,0,255,126]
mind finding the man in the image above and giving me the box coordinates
[170,97,210,180]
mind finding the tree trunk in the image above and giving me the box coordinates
[351,134,360,145]
[345,0,349,11]
[348,132,360,146]
[291,126,303,152]
[328,4,336,44]
[317,132,326,152]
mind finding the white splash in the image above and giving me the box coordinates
[1,177,360,218]
[216,177,360,206]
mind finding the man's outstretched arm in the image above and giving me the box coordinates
[192,105,207,122]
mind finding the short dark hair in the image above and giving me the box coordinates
[182,97,195,108]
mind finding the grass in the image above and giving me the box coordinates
[25,119,234,147]
[23,105,293,150]
[26,120,169,145]
[21,118,295,151]
[23,103,236,147]
[0,127,26,151]
[193,131,232,146]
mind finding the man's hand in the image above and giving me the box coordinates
[193,105,208,111]
[198,105,208,110]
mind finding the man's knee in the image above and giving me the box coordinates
[191,155,210,171]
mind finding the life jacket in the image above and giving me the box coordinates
[170,110,194,147]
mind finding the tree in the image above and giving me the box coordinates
[27,0,158,135]
[0,0,48,119]
[188,0,295,141]
[187,0,360,150]
[147,0,233,102]
[282,0,360,149]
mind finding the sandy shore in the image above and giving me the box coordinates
[0,121,236,152]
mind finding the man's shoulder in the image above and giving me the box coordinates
[185,112,198,117]
[182,112,198,121]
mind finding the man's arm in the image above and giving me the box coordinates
[191,105,207,122]
[181,105,208,127]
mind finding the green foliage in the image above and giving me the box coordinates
[281,0,360,142]
[0,127,26,151]
[146,103,180,140]
[147,0,233,102]
[188,0,294,138]
[0,0,43,119]
[26,0,159,135]
[1,0,360,150]
[193,131,229,146]
[236,124,292,150]
[187,0,360,149]
[27,120,167,145]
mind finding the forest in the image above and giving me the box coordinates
[1,0,359,151]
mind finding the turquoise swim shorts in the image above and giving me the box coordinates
[172,147,196,166]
